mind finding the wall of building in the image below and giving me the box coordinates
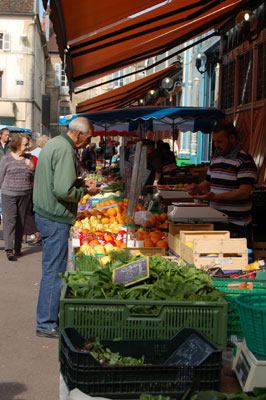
[0,13,46,132]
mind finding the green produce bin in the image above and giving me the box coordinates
[59,281,228,350]
[236,293,266,357]
[213,278,266,343]
[60,326,222,398]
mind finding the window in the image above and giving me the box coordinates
[257,42,266,101]
[221,61,235,109]
[108,68,131,89]
[238,51,252,105]
[0,71,2,97]
[54,63,68,87]
[0,33,11,50]
[59,101,71,116]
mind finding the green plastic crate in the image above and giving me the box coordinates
[59,281,228,349]
[213,278,266,342]
[236,293,266,357]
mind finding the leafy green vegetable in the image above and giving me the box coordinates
[83,337,146,366]
[62,255,226,308]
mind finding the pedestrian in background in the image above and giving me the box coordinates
[0,128,11,220]
[33,117,100,339]
[82,142,97,172]
[0,134,35,260]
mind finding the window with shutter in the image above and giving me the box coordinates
[55,63,61,86]
[0,33,3,49]
[3,34,10,51]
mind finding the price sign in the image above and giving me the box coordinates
[112,257,149,286]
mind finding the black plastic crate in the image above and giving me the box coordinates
[60,327,222,398]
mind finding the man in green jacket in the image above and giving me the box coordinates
[33,117,99,339]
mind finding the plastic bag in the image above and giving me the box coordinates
[67,388,111,400]
[134,211,154,227]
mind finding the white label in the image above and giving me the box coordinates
[127,239,135,247]
[72,238,80,248]
[217,258,232,265]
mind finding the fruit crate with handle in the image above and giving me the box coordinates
[168,224,213,257]
[60,326,222,398]
[180,231,248,271]
[59,281,228,350]
[212,278,266,343]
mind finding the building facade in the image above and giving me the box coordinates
[0,0,47,132]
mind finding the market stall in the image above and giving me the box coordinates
[59,110,266,399]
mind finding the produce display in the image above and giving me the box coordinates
[62,253,226,304]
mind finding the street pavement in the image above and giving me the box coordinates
[0,223,60,400]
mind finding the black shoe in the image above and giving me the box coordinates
[28,238,42,246]
[36,327,59,339]
[6,250,16,261]
[14,249,22,257]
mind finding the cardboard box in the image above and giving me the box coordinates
[168,223,213,256]
[180,231,248,270]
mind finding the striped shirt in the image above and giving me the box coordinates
[206,144,257,226]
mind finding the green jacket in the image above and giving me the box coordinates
[33,133,87,225]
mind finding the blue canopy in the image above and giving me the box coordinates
[59,106,225,133]
[0,125,32,134]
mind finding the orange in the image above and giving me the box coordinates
[81,228,90,234]
[101,217,110,224]
[120,242,126,248]
[160,213,168,222]
[144,238,155,247]
[104,234,113,242]
[156,240,169,250]
[90,239,100,246]
[116,214,124,224]
[153,214,160,220]
[149,233,161,244]
[142,231,150,238]
[96,214,102,220]
[106,208,116,217]
[109,216,116,223]
[146,218,156,227]
[114,206,122,214]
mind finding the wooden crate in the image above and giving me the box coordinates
[168,224,213,256]
[128,247,165,256]
[180,233,248,270]
[253,242,266,259]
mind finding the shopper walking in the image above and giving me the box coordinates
[0,128,11,220]
[0,134,35,260]
[33,117,100,339]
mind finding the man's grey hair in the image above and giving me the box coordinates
[69,117,93,135]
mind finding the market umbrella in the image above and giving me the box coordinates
[0,125,32,134]
[59,106,225,134]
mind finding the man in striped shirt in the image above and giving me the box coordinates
[187,120,257,249]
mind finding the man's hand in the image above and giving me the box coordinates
[186,183,199,196]
[193,191,216,202]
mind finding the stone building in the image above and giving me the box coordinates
[0,0,47,132]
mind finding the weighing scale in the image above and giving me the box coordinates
[232,340,266,391]
[167,203,228,223]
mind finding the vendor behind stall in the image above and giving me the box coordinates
[142,139,163,192]
[186,120,257,249]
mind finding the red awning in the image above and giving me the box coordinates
[47,0,255,89]
[77,63,179,113]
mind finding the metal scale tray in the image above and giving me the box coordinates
[168,202,228,223]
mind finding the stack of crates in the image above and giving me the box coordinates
[59,279,228,397]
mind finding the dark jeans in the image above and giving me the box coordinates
[2,193,32,251]
[35,213,70,330]
[213,222,253,250]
